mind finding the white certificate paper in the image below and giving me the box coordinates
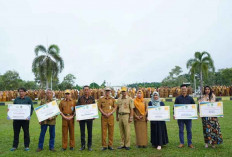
[34,101,60,122]
[199,102,223,117]
[7,104,31,120]
[75,104,99,121]
[148,106,170,121]
[174,104,198,119]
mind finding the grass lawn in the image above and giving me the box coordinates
[0,100,231,157]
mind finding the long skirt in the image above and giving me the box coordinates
[150,121,168,147]
[134,121,147,146]
[202,117,223,144]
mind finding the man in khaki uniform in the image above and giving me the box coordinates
[116,87,134,150]
[98,87,117,151]
[59,89,76,151]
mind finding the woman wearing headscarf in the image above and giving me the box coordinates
[149,92,168,150]
[133,90,148,148]
[199,86,223,148]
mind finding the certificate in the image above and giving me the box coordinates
[75,104,99,121]
[199,102,223,117]
[7,104,31,120]
[148,106,170,121]
[34,101,60,122]
[174,104,198,119]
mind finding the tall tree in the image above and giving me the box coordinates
[186,51,215,96]
[32,44,64,89]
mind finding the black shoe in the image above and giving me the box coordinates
[102,147,107,151]
[79,146,85,151]
[88,147,92,151]
[137,146,142,148]
[70,147,74,151]
[125,147,130,150]
[61,148,66,151]
[117,146,125,149]
[108,146,114,150]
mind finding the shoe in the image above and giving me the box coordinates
[157,146,161,150]
[102,147,107,151]
[142,146,147,148]
[125,147,130,150]
[10,148,16,151]
[178,144,184,148]
[108,146,114,150]
[61,148,66,151]
[79,146,85,151]
[137,146,142,148]
[188,144,195,149]
[117,146,125,149]
[36,148,42,152]
[70,147,74,151]
[49,148,56,152]
[25,147,30,151]
[205,144,208,148]
[88,147,93,151]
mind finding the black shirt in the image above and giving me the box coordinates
[76,95,95,106]
[173,95,195,114]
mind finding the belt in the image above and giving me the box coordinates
[118,113,129,115]
[64,114,73,116]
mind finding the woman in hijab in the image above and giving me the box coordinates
[133,90,148,148]
[149,92,168,150]
[199,86,223,148]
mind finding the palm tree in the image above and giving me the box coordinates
[32,44,64,89]
[186,51,215,97]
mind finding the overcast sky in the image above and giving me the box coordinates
[0,0,231,86]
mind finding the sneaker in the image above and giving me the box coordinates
[25,147,30,151]
[117,146,125,149]
[157,146,161,150]
[79,146,85,151]
[125,147,130,150]
[108,146,114,150]
[10,148,16,151]
[61,148,66,151]
[102,147,107,151]
[70,147,74,151]
[88,147,93,151]
[205,144,208,148]
[49,148,56,152]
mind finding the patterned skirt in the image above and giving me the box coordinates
[202,117,223,144]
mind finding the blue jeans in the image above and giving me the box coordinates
[38,124,55,149]
[177,120,192,146]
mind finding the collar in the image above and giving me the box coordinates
[122,95,128,99]
[181,94,189,98]
[65,98,73,101]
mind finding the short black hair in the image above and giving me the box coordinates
[18,87,27,92]
[83,85,90,89]
[180,84,187,88]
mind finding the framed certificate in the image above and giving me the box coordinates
[148,106,170,121]
[34,101,60,122]
[75,104,99,121]
[174,104,198,119]
[199,102,223,117]
[7,104,31,120]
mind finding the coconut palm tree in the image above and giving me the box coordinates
[186,51,215,97]
[32,44,64,89]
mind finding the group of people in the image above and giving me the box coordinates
[9,84,223,152]
[2,85,232,102]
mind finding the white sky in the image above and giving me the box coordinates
[0,0,232,86]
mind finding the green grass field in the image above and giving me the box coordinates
[0,101,231,157]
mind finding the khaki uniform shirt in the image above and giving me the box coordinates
[98,96,117,114]
[117,95,134,114]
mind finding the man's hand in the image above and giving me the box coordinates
[129,117,133,123]
[116,117,119,121]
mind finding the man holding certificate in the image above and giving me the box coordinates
[59,89,76,151]
[36,89,57,152]
[10,87,33,152]
[174,84,195,149]
[76,85,95,151]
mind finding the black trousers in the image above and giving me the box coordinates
[13,120,30,148]
[79,119,93,147]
